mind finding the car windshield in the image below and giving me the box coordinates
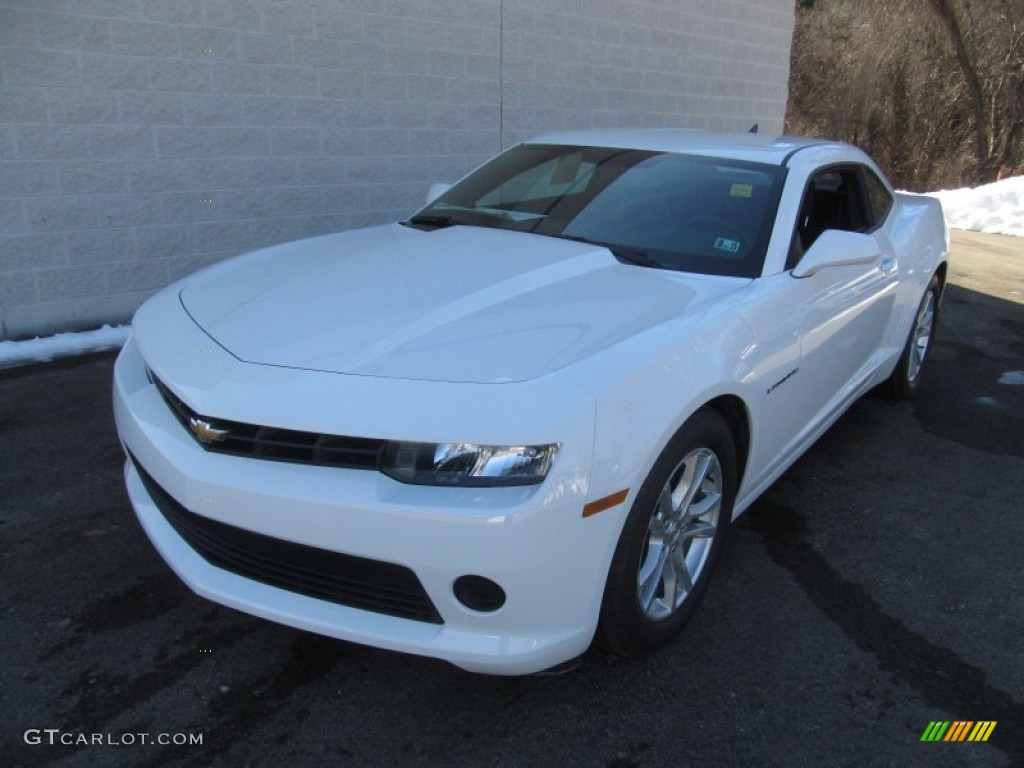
[406,144,785,278]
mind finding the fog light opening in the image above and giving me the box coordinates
[453,575,506,612]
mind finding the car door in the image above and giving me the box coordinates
[790,163,897,415]
[745,166,897,481]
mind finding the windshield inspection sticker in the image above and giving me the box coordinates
[714,237,741,254]
[730,183,754,198]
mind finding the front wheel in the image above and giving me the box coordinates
[886,275,941,399]
[598,408,737,658]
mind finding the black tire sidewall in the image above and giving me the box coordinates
[598,408,738,657]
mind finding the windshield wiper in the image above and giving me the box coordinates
[404,213,461,230]
[404,207,519,231]
[553,234,667,269]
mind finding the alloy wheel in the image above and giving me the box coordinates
[636,447,722,621]
[907,289,935,382]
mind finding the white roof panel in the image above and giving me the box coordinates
[524,128,834,165]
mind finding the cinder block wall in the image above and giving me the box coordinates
[0,0,793,339]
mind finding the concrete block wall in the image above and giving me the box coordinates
[0,0,793,339]
[500,0,793,146]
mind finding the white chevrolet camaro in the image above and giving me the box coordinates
[114,129,948,674]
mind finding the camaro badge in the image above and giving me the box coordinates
[188,416,229,444]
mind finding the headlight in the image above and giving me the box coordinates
[382,441,558,487]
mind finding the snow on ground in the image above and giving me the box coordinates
[0,324,130,369]
[927,175,1024,238]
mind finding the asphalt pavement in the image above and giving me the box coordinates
[1,230,1022,768]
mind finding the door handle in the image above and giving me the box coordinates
[880,257,898,276]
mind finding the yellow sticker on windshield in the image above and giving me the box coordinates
[730,183,754,198]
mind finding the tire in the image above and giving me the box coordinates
[598,408,737,658]
[886,275,941,399]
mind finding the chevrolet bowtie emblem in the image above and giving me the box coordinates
[188,416,230,444]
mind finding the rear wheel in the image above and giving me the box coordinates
[598,408,736,658]
[887,275,941,398]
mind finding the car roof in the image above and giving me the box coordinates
[524,128,840,165]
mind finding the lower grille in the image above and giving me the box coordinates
[129,453,443,624]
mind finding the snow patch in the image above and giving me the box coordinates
[998,370,1024,386]
[927,175,1024,238]
[0,324,129,369]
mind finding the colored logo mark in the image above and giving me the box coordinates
[920,720,996,742]
[188,416,230,444]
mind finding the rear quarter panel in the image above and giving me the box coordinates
[882,192,950,353]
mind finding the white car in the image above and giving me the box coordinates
[113,129,948,675]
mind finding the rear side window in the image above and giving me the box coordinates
[862,168,893,226]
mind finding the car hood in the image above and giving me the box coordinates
[179,224,747,383]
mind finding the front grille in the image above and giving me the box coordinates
[129,453,443,624]
[152,375,386,470]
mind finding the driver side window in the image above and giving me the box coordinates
[787,167,870,270]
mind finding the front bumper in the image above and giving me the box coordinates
[113,331,621,674]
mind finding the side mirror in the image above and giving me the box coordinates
[792,229,880,278]
[426,182,451,204]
